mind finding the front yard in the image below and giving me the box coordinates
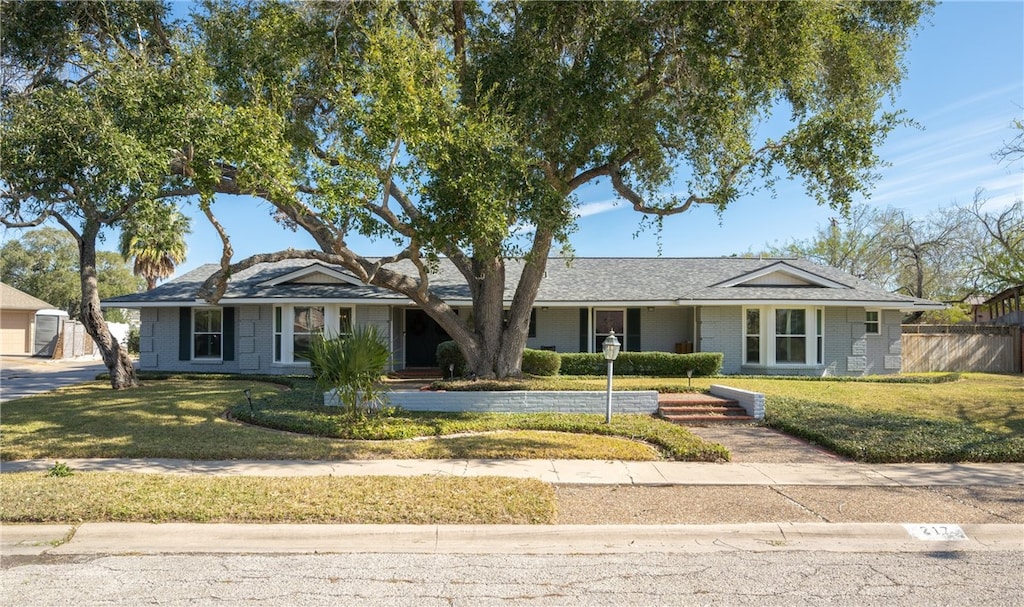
[1,371,1020,525]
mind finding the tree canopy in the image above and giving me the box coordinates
[188,0,933,377]
[2,0,935,380]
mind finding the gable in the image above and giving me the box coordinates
[713,262,850,290]
[257,263,365,288]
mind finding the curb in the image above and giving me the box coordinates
[5,523,1022,556]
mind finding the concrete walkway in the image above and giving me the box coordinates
[3,457,1022,486]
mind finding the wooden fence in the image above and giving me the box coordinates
[901,325,1022,373]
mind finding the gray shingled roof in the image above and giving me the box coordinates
[103,257,942,309]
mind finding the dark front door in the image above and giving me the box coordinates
[404,309,449,367]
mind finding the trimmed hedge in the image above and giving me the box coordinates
[522,348,561,376]
[559,351,723,377]
[436,341,467,377]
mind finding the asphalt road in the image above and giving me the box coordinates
[0,356,107,402]
[4,550,1022,606]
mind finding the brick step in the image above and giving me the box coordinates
[389,367,443,379]
[658,405,747,416]
[660,413,756,424]
[658,393,754,425]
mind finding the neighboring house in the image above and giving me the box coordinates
[102,257,944,377]
[0,282,64,356]
[971,285,1023,327]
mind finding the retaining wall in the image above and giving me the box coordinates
[328,389,660,414]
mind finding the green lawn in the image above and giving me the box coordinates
[0,376,726,462]
[712,373,1024,462]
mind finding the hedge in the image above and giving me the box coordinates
[436,341,720,378]
[559,351,723,377]
[522,348,561,376]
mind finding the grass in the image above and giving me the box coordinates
[0,376,726,462]
[440,372,1024,463]
[0,473,555,524]
[617,372,1022,463]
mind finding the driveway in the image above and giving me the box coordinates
[0,355,109,402]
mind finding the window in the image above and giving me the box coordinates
[743,306,822,367]
[193,308,222,359]
[865,310,880,335]
[745,309,761,364]
[775,309,807,364]
[274,305,353,363]
[594,309,625,352]
[816,309,824,365]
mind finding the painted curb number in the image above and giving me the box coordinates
[903,524,968,541]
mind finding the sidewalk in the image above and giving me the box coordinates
[3,457,1023,486]
[3,458,1022,557]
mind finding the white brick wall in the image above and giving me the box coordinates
[342,390,660,414]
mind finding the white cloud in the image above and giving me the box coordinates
[574,199,621,218]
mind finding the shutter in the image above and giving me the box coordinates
[222,307,235,361]
[178,307,191,361]
[528,309,537,338]
[627,308,642,352]
[579,308,589,352]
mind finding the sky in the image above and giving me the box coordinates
[11,1,1024,279]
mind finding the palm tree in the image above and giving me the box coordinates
[119,205,191,291]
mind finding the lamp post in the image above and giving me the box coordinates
[602,330,621,424]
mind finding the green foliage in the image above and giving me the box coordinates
[45,462,73,478]
[766,397,1024,463]
[125,326,141,355]
[559,352,723,377]
[0,227,144,317]
[521,348,561,376]
[231,405,729,463]
[436,341,467,377]
[302,327,391,418]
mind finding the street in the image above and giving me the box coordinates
[4,550,1022,606]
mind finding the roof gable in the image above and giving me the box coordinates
[712,262,850,289]
[257,263,365,287]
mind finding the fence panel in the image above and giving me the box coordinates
[901,325,1021,373]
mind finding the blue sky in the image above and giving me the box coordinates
[41,2,1024,278]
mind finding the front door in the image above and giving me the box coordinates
[404,309,449,367]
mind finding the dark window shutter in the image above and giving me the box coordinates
[178,307,191,361]
[579,308,589,352]
[627,308,642,352]
[222,307,235,361]
[528,309,537,338]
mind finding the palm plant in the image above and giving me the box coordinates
[302,325,391,418]
[119,205,191,290]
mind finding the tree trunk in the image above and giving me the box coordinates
[78,225,139,389]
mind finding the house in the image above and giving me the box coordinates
[971,285,1023,326]
[101,257,944,376]
[0,282,66,356]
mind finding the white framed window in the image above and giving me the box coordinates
[774,308,807,364]
[192,308,222,360]
[865,310,880,335]
[274,305,353,364]
[744,308,761,364]
[742,306,823,367]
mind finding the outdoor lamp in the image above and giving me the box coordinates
[602,331,621,424]
[243,388,253,412]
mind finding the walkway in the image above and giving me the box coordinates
[3,458,1022,486]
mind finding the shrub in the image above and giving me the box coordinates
[436,341,467,377]
[522,348,561,376]
[301,326,391,418]
[126,326,140,354]
[559,351,723,377]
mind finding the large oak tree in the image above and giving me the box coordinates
[191,0,933,378]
